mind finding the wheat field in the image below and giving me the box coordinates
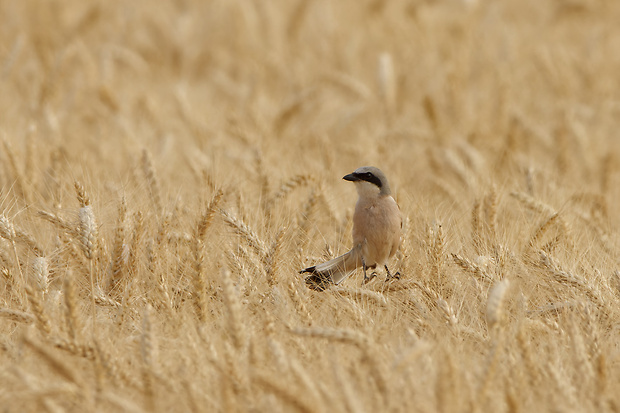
[1,0,619,411]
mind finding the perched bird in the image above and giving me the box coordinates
[301,166,402,290]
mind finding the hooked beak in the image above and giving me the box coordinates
[343,173,359,182]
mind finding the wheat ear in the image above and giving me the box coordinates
[220,209,268,259]
[0,214,26,300]
[22,335,82,394]
[265,227,285,286]
[63,270,80,344]
[127,211,144,277]
[192,190,224,321]
[486,279,510,333]
[141,149,163,214]
[75,181,98,337]
[221,268,245,351]
[108,198,127,295]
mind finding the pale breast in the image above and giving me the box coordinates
[352,195,402,266]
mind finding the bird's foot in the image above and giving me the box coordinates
[363,272,378,285]
[385,271,401,282]
[384,265,400,282]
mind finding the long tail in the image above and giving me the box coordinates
[300,247,362,291]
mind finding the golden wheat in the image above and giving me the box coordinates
[1,0,620,411]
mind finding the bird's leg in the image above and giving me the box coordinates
[385,265,400,281]
[362,261,377,285]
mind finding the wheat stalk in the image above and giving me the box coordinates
[22,334,81,388]
[37,210,78,237]
[265,227,285,286]
[75,181,98,337]
[253,372,315,413]
[486,279,510,332]
[141,304,156,412]
[141,149,163,214]
[191,190,224,321]
[63,270,80,344]
[0,214,26,299]
[25,284,51,335]
[127,211,144,277]
[31,256,49,297]
[108,198,127,295]
[221,268,245,351]
[471,199,483,255]
[451,253,493,282]
[0,307,35,324]
[220,209,268,259]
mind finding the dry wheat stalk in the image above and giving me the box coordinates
[525,166,535,195]
[475,332,505,408]
[378,52,396,111]
[0,217,44,257]
[254,150,270,202]
[472,199,483,255]
[196,189,224,241]
[94,294,122,308]
[0,307,35,324]
[486,279,510,332]
[567,315,595,383]
[59,232,90,277]
[52,337,97,360]
[221,268,245,351]
[25,284,51,335]
[141,149,163,214]
[63,271,80,344]
[548,356,579,410]
[107,198,127,295]
[428,222,445,281]
[297,189,319,248]
[191,238,207,323]
[127,211,144,277]
[291,327,387,402]
[141,304,156,412]
[437,298,458,326]
[322,72,373,100]
[288,281,313,326]
[220,209,268,260]
[286,357,324,410]
[451,253,493,282]
[265,227,285,286]
[1,137,29,203]
[253,372,315,413]
[423,95,441,140]
[269,174,313,207]
[0,214,26,298]
[595,354,608,407]
[22,335,81,388]
[31,257,49,296]
[516,323,541,392]
[191,192,223,321]
[528,212,561,250]
[538,251,604,305]
[333,286,389,307]
[37,210,77,237]
[510,191,556,216]
[75,181,98,337]
[483,188,498,242]
[148,213,170,272]
[75,182,97,260]
[264,315,290,371]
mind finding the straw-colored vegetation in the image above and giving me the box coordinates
[1,0,619,411]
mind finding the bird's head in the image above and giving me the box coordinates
[343,166,391,197]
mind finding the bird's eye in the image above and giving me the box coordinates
[366,173,372,177]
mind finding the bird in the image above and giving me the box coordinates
[300,166,402,290]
